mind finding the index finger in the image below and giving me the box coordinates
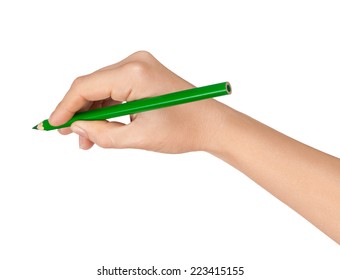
[48,68,132,126]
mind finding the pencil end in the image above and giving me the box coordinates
[32,125,38,130]
[226,82,232,95]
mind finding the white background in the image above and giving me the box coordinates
[0,0,339,279]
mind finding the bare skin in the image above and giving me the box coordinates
[49,51,340,244]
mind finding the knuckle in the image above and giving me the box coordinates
[122,51,157,81]
[70,75,87,89]
[131,50,154,61]
[124,61,150,79]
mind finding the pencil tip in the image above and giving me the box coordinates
[33,122,45,130]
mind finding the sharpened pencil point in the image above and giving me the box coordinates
[33,122,45,130]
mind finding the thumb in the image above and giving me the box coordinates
[71,120,129,149]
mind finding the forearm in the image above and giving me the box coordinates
[205,101,340,244]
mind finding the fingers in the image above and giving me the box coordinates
[58,128,95,149]
[50,51,168,150]
[79,136,94,150]
[59,127,72,135]
[49,51,160,128]
[70,120,133,149]
[49,51,157,127]
[49,69,133,126]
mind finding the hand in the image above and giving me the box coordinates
[49,51,340,243]
[49,51,221,152]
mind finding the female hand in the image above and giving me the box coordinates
[49,51,221,152]
[49,51,340,243]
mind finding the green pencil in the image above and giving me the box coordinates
[33,82,232,131]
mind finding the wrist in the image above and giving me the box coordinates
[197,100,237,155]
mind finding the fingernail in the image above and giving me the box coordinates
[71,124,87,138]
